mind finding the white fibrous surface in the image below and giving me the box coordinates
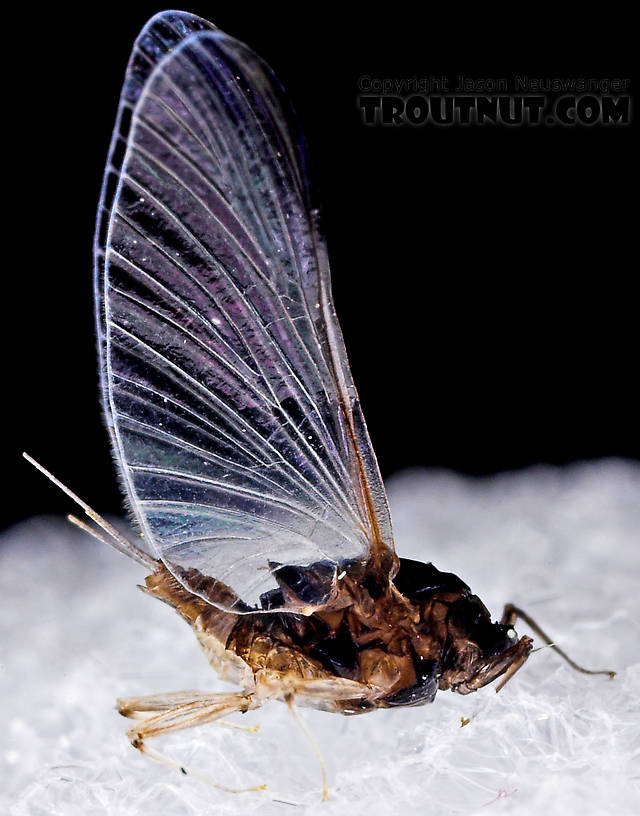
[2,461,639,815]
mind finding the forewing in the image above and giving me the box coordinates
[95,11,396,612]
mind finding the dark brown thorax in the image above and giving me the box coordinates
[144,557,532,710]
[225,558,533,708]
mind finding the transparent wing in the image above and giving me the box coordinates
[95,11,396,612]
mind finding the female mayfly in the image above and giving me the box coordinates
[26,9,614,796]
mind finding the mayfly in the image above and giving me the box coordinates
[25,9,615,797]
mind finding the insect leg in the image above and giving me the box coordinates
[278,675,374,703]
[501,603,616,679]
[117,690,226,717]
[285,692,329,801]
[253,673,373,800]
[118,690,260,731]
[118,691,266,793]
[215,719,260,733]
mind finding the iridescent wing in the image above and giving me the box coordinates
[95,11,396,613]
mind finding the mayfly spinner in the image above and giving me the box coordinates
[25,10,615,797]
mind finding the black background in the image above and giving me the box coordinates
[5,4,636,529]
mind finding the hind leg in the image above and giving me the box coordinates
[116,690,266,793]
[117,676,375,798]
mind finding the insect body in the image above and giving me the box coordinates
[143,555,532,713]
[26,9,614,796]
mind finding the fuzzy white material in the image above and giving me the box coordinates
[3,460,639,815]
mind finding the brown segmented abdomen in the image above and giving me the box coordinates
[142,566,347,705]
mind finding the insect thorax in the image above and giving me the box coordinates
[143,558,532,711]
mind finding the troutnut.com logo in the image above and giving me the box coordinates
[357,76,632,126]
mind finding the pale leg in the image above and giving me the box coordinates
[258,672,373,801]
[116,675,374,798]
[116,690,266,793]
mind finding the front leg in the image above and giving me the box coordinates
[501,603,616,679]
